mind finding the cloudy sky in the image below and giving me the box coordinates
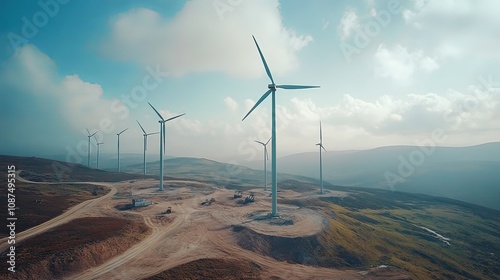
[0,0,499,165]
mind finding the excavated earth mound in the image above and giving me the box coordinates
[233,225,326,267]
[145,258,262,280]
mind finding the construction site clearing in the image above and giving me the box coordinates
[1,177,411,280]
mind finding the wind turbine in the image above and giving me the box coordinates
[117,128,129,172]
[94,135,103,170]
[316,121,327,194]
[255,137,271,191]
[242,35,320,217]
[86,128,99,168]
[148,102,185,191]
[137,120,159,175]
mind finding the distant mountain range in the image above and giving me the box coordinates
[245,142,500,210]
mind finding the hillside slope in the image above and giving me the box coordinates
[248,143,500,210]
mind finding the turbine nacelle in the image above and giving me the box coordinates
[268,84,277,91]
[316,143,327,152]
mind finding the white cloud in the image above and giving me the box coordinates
[2,45,498,158]
[176,118,204,136]
[337,9,359,41]
[374,44,439,81]
[290,97,321,121]
[419,57,439,72]
[435,42,463,59]
[101,0,313,78]
[287,86,500,138]
[224,96,239,111]
[0,45,57,94]
[0,46,272,159]
[402,0,500,60]
[244,98,254,111]
[236,88,499,153]
[0,45,124,131]
[402,8,417,26]
[322,18,330,30]
[403,0,474,26]
[374,44,416,80]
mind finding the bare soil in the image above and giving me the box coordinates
[146,258,262,279]
[0,182,107,237]
[0,217,150,280]
[0,158,412,279]
[67,182,410,280]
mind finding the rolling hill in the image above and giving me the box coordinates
[120,156,322,189]
[245,142,500,210]
[1,155,499,279]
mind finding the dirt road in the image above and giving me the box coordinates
[0,173,116,253]
[68,183,368,280]
[5,174,392,279]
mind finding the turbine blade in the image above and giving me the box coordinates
[137,120,146,134]
[252,35,274,84]
[320,121,322,143]
[93,135,98,143]
[118,128,128,135]
[321,144,327,152]
[265,148,269,161]
[90,130,100,137]
[265,137,271,145]
[165,113,185,122]
[276,85,320,90]
[148,102,165,121]
[144,135,147,151]
[255,140,265,145]
[147,132,159,136]
[86,128,91,136]
[242,89,272,121]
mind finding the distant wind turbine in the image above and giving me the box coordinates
[148,102,185,191]
[117,128,128,172]
[94,135,103,170]
[316,121,327,194]
[255,137,271,191]
[242,35,320,217]
[137,120,159,175]
[86,128,99,168]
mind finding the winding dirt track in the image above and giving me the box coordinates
[5,174,387,279]
[0,173,116,253]
[71,216,167,280]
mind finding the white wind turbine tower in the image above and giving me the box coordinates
[255,137,271,191]
[137,120,159,175]
[94,135,103,170]
[242,35,320,217]
[316,121,327,194]
[117,128,129,172]
[86,128,99,168]
[148,102,185,191]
